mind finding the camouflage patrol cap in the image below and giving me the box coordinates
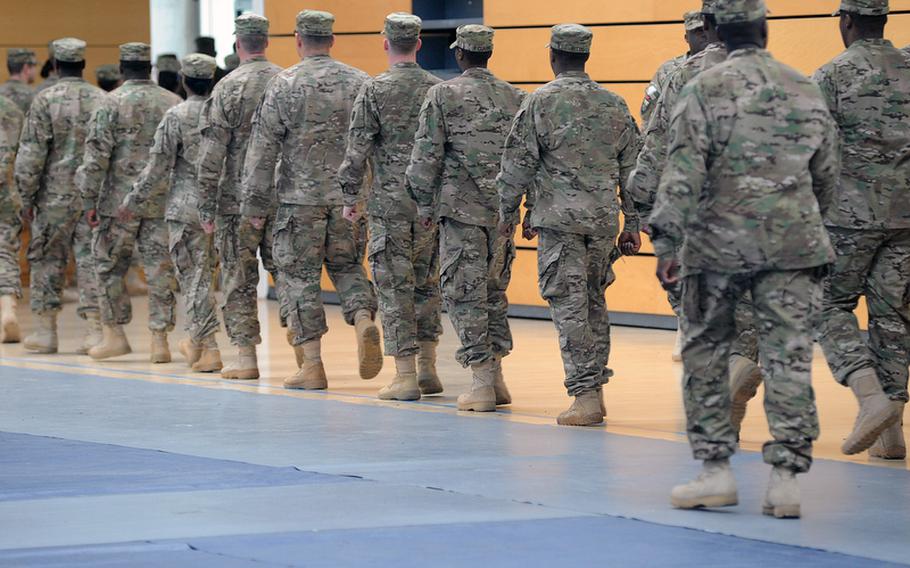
[52,38,87,63]
[120,42,152,62]
[95,64,121,83]
[547,24,593,54]
[181,53,217,79]
[296,10,335,37]
[235,13,269,36]
[156,54,181,73]
[701,0,720,14]
[684,11,706,30]
[834,0,889,16]
[450,24,495,52]
[714,0,768,24]
[225,53,240,71]
[7,48,37,66]
[383,12,422,42]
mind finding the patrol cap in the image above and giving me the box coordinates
[181,53,217,79]
[701,0,720,14]
[156,54,181,73]
[95,64,122,83]
[714,0,768,24]
[383,12,422,42]
[450,24,495,52]
[7,48,37,66]
[546,24,593,54]
[53,38,87,63]
[225,53,240,71]
[296,10,335,37]
[235,13,269,36]
[195,37,217,56]
[834,0,889,16]
[120,42,152,62]
[684,11,706,31]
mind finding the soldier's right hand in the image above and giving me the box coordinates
[656,257,680,290]
[85,209,100,229]
[248,216,265,231]
[201,220,215,235]
[521,215,537,240]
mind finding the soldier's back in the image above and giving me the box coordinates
[0,81,34,115]
[164,97,208,222]
[210,57,282,151]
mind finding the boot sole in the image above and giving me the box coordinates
[842,408,902,455]
[496,398,512,406]
[151,355,172,364]
[763,504,800,519]
[89,347,131,360]
[284,381,328,390]
[2,321,20,343]
[869,447,907,460]
[457,401,496,412]
[192,363,224,373]
[671,494,739,509]
[418,378,444,396]
[224,369,259,381]
[378,390,421,401]
[24,346,58,354]
[557,414,605,427]
[358,325,383,380]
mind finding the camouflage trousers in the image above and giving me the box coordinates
[439,218,514,367]
[537,229,617,397]
[368,216,442,357]
[817,227,910,403]
[27,207,98,317]
[169,221,219,342]
[273,204,377,345]
[680,268,821,473]
[93,216,177,332]
[214,214,288,347]
[0,214,20,297]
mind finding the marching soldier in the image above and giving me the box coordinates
[0,94,23,343]
[0,48,38,114]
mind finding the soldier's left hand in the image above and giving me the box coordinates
[618,231,642,256]
[656,257,680,289]
[343,204,362,223]
[420,216,434,230]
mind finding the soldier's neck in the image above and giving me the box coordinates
[241,52,267,64]
[388,52,417,66]
[58,70,83,80]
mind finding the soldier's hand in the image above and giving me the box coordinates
[201,220,215,235]
[21,208,34,224]
[618,231,642,256]
[248,216,265,230]
[521,215,537,240]
[498,221,514,238]
[656,257,680,290]
[420,216,434,230]
[342,204,361,223]
[85,209,100,228]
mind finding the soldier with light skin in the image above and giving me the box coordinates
[0,49,38,114]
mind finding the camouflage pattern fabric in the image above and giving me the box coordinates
[439,218,514,367]
[26,209,96,317]
[0,96,23,297]
[35,76,58,95]
[680,269,821,473]
[640,54,686,126]
[169,221,219,342]
[0,80,35,114]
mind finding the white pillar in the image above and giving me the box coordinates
[150,0,199,61]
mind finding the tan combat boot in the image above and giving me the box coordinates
[354,310,382,380]
[842,368,901,455]
[493,356,512,406]
[762,467,801,519]
[192,335,223,373]
[729,355,763,432]
[557,390,605,426]
[671,458,738,510]
[672,321,683,362]
[179,338,202,367]
[457,359,496,412]
[23,312,58,354]
[0,295,21,343]
[287,328,304,369]
[221,345,259,380]
[150,331,171,364]
[88,324,132,360]
[417,341,443,395]
[870,407,906,460]
[378,355,421,401]
[76,312,103,355]
[284,340,327,389]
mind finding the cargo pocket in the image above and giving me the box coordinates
[271,208,295,270]
[681,274,702,326]
[168,225,192,276]
[537,242,565,301]
[439,249,465,301]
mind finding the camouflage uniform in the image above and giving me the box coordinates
[408,65,525,367]
[498,64,641,397]
[337,60,443,358]
[197,54,283,348]
[0,96,23,298]
[242,53,377,345]
[813,38,910,403]
[0,74,35,114]
[650,48,839,473]
[640,55,685,127]
[77,49,182,332]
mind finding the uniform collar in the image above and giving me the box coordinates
[463,67,493,78]
[556,70,590,80]
[392,61,419,69]
[851,38,893,49]
[241,55,269,66]
[727,47,771,60]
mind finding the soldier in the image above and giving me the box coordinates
[640,12,709,126]
[194,37,227,84]
[196,13,284,381]
[813,0,908,459]
[95,64,123,92]
[36,42,59,95]
[337,12,443,402]
[407,24,524,412]
[0,94,24,344]
[156,54,184,99]
[652,0,838,518]
[120,53,223,373]
[77,42,181,362]
[15,38,105,354]
[1,49,38,114]
[497,24,641,426]
[224,53,240,74]
[242,10,380,390]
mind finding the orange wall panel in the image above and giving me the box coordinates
[0,0,150,47]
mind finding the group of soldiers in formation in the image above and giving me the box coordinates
[0,0,906,518]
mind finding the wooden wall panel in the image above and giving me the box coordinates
[266,0,410,34]
[268,35,389,76]
[0,0,149,47]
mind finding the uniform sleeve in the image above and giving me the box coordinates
[810,108,840,219]
[13,98,50,211]
[126,110,180,215]
[196,90,233,224]
[76,98,116,213]
[648,84,710,259]
[406,88,447,220]
[496,96,540,226]
[241,80,286,218]
[337,82,379,208]
[616,104,643,234]
[811,64,838,116]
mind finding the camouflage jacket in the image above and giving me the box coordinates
[628,42,728,220]
[126,95,207,225]
[0,95,24,221]
[196,56,281,223]
[497,71,641,237]
[15,77,105,212]
[0,79,34,115]
[812,39,910,229]
[650,49,838,275]
[77,79,181,218]
[242,55,368,217]
[640,54,686,126]
[408,67,525,228]
[35,76,58,95]
[337,62,441,222]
